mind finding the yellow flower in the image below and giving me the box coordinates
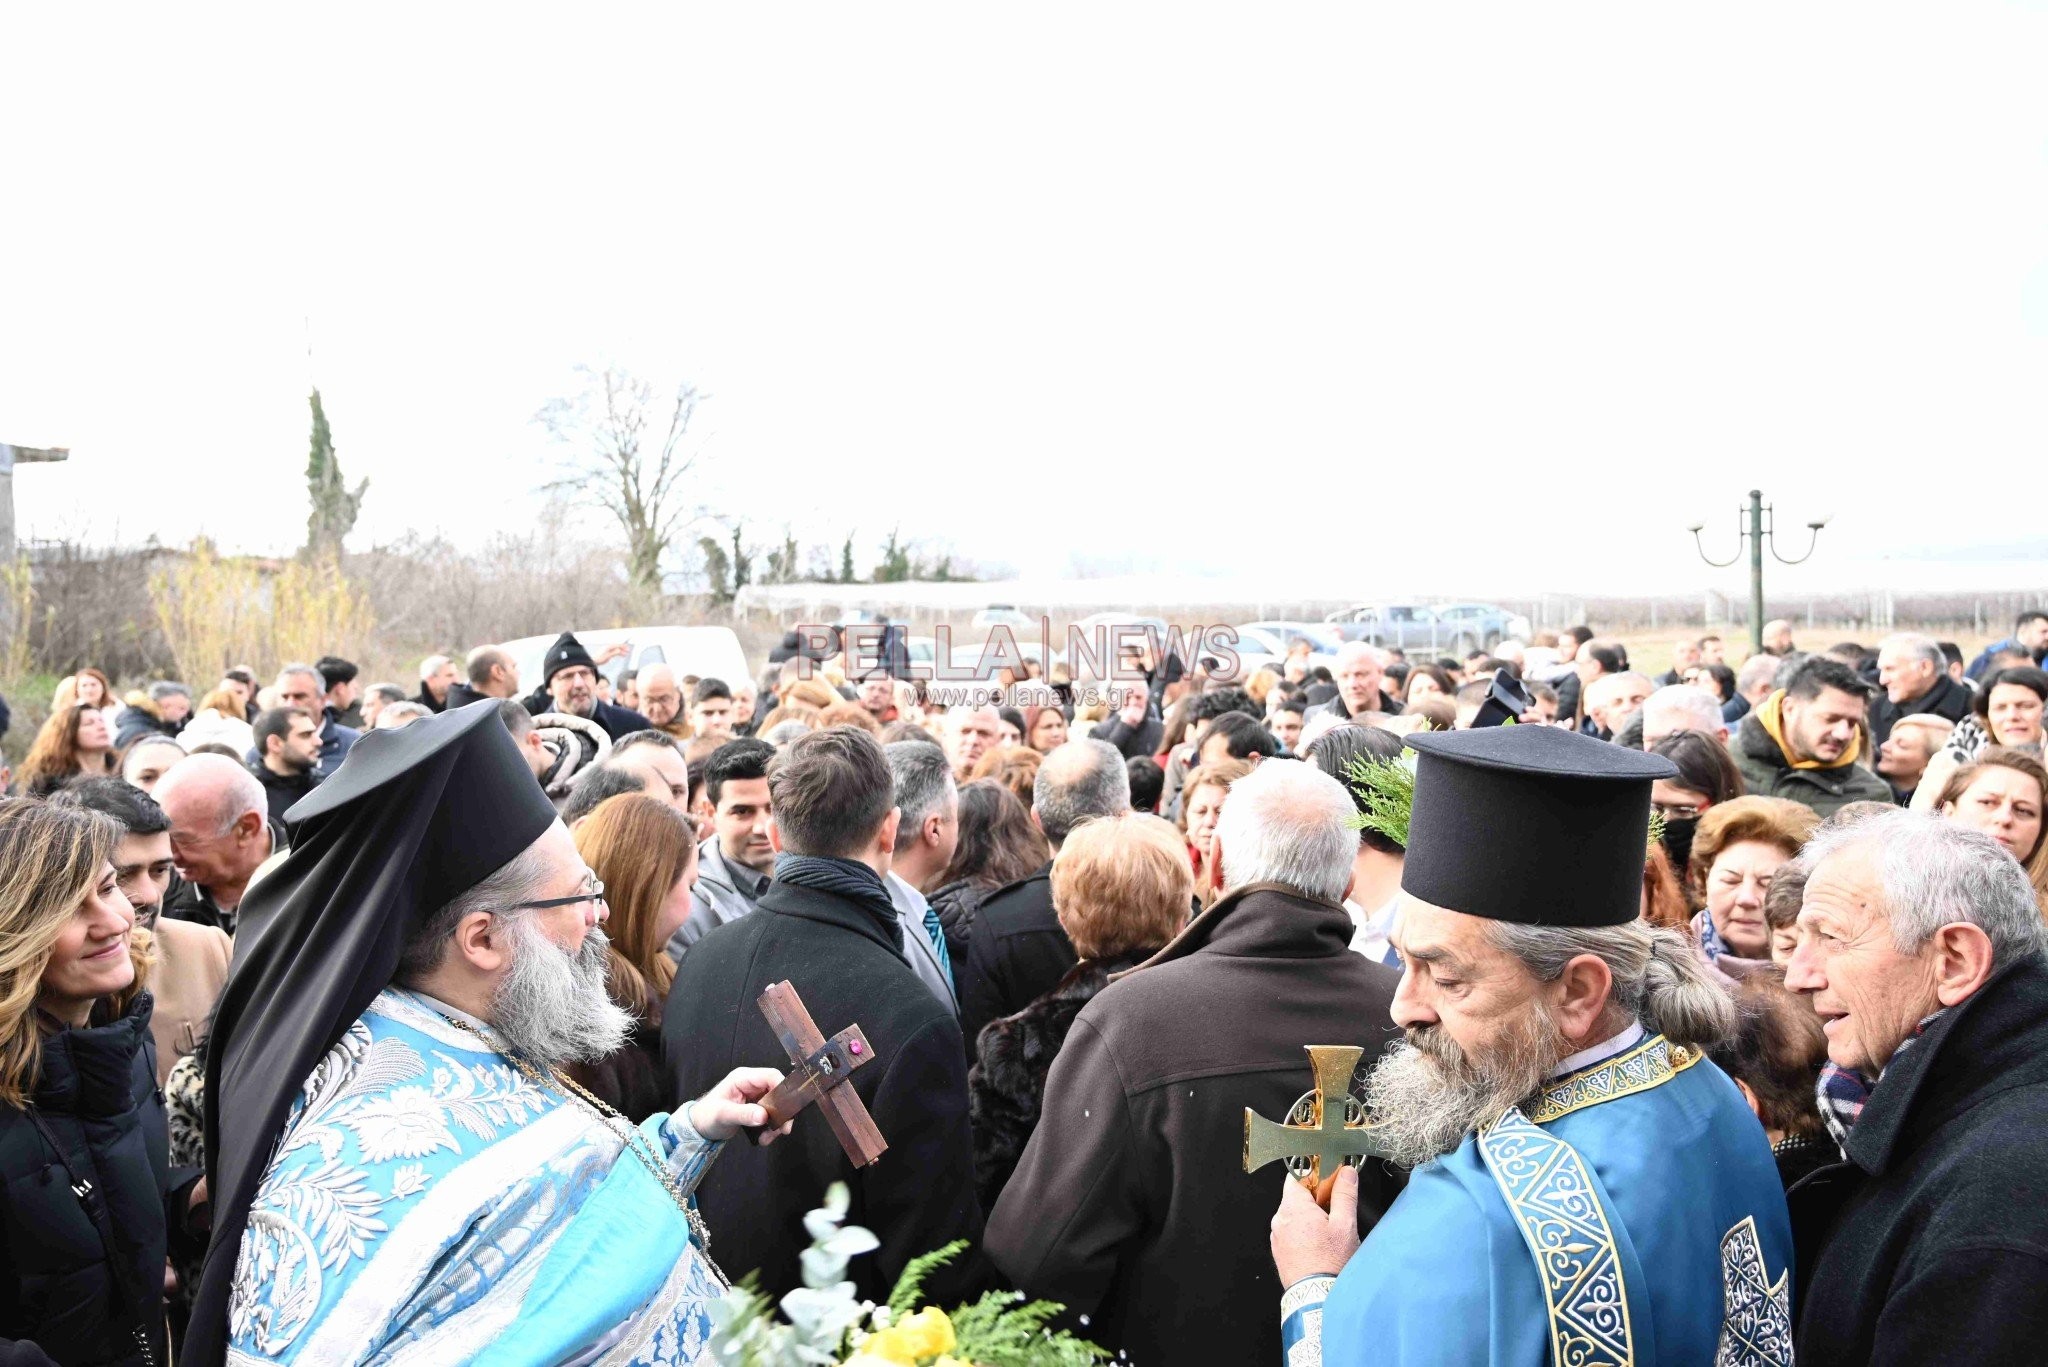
[856,1306,958,1362]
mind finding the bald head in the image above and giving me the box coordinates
[155,754,271,902]
[155,754,264,836]
[1032,739,1132,844]
[1588,671,1655,736]
[637,663,684,727]
[466,645,518,699]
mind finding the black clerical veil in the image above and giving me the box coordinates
[183,702,558,1366]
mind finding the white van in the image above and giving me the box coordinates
[497,625,752,696]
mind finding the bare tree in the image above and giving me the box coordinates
[539,365,703,595]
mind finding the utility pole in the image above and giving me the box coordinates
[0,443,70,561]
[1687,489,1830,655]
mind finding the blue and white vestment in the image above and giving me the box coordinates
[1284,1026,1796,1367]
[227,988,727,1365]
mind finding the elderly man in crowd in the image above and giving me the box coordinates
[1309,643,1403,722]
[1736,652,1782,716]
[1583,669,1653,742]
[1762,619,1797,656]
[1641,682,1729,747]
[1871,632,1973,747]
[1785,810,2048,1366]
[155,753,280,935]
[635,663,689,737]
[946,703,1004,781]
[988,761,1401,1367]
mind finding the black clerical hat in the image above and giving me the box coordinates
[1400,725,1676,928]
[186,703,559,1365]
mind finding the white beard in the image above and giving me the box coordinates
[489,914,634,1070]
[1361,1003,1567,1170]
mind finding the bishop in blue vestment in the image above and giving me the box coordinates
[1271,725,1796,1366]
[187,705,790,1367]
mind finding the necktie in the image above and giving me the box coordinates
[923,906,954,990]
[1381,943,1402,969]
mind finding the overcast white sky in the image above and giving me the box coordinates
[5,5,2046,601]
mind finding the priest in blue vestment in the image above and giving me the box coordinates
[183,704,791,1366]
[1270,724,1796,1367]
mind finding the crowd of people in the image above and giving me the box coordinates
[2,607,2047,1364]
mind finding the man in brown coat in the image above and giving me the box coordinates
[985,760,1401,1366]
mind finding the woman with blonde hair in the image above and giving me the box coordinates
[969,812,1191,1205]
[18,702,118,795]
[0,799,200,1365]
[566,794,700,1120]
[1930,747,2048,912]
[178,683,258,756]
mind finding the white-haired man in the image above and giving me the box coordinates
[415,652,459,713]
[1584,669,1654,742]
[1309,643,1404,722]
[989,761,1401,1367]
[1871,631,1971,746]
[185,705,786,1365]
[1785,810,2048,1366]
[155,754,277,934]
[1641,682,1730,747]
[1271,725,1793,1366]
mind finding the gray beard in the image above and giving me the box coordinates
[489,915,634,1070]
[1361,1004,1567,1170]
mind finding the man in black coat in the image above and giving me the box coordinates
[1786,809,2048,1366]
[985,760,1401,1367]
[665,727,983,1306]
[521,632,652,741]
[1869,632,1973,746]
[956,739,1132,1054]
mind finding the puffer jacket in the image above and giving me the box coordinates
[0,994,185,1366]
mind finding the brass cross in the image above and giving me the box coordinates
[754,980,889,1167]
[1244,1044,1387,1187]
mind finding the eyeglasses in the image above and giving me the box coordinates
[507,880,607,913]
[1652,802,1706,820]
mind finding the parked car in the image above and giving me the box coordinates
[498,625,752,696]
[1430,603,1532,652]
[1233,622,1344,658]
[1322,602,1529,655]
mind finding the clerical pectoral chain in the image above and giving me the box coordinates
[435,1013,713,1254]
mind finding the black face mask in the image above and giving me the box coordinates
[1660,815,1700,878]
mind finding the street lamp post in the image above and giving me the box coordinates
[1687,489,1829,655]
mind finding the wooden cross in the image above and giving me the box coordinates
[753,980,888,1167]
[1244,1044,1387,1188]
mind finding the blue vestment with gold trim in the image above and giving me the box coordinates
[1298,1034,1794,1366]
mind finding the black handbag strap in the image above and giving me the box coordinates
[26,1107,158,1366]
